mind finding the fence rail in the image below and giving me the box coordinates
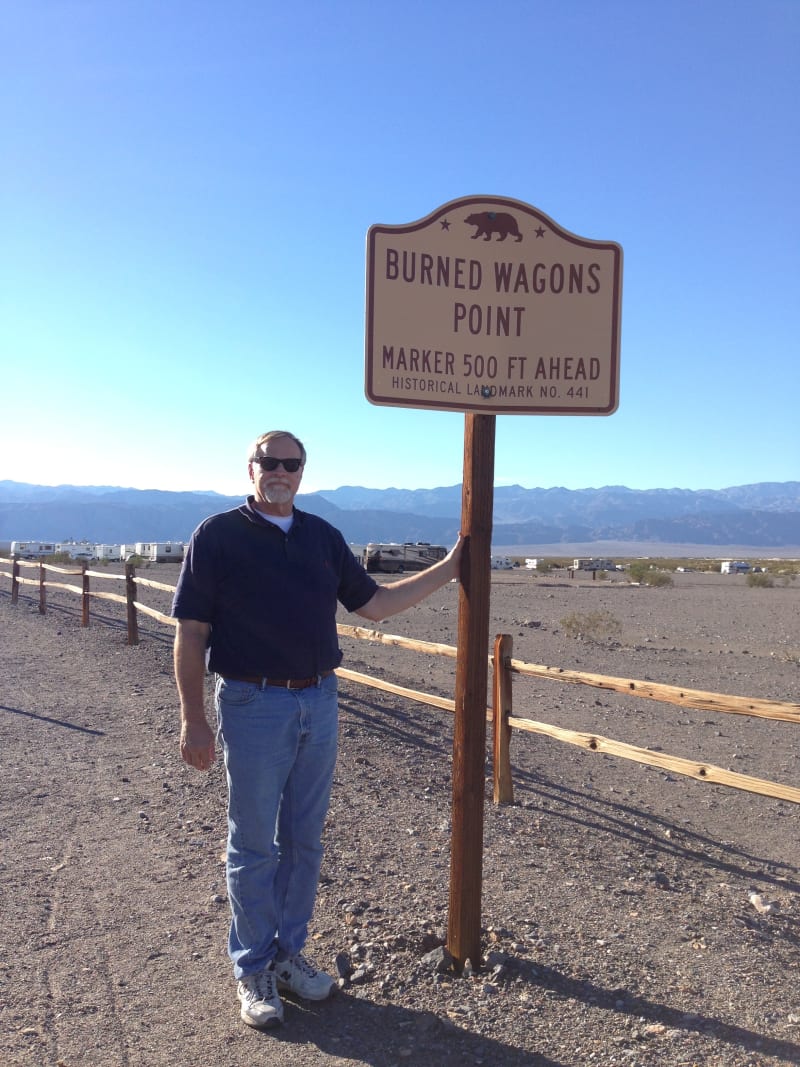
[2,554,798,806]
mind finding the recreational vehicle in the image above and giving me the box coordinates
[573,557,616,572]
[365,542,447,574]
[10,541,57,560]
[721,560,750,574]
[123,542,184,562]
[56,542,95,561]
[491,555,514,570]
[149,542,184,562]
[95,544,123,562]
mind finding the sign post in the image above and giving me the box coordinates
[448,411,495,967]
[365,195,622,969]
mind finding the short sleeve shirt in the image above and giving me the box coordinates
[171,498,378,678]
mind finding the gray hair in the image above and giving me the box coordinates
[248,430,307,466]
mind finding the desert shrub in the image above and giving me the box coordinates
[747,571,774,588]
[628,561,672,587]
[646,570,673,587]
[125,554,145,567]
[560,610,622,644]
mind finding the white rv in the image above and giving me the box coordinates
[123,542,184,562]
[95,544,123,562]
[56,542,95,561]
[10,541,57,560]
[491,555,514,570]
[721,560,750,574]
[149,542,184,562]
[573,558,616,571]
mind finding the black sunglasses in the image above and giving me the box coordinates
[253,456,303,473]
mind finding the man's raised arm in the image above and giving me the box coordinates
[355,535,465,622]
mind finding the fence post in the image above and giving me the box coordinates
[492,633,514,804]
[81,562,90,627]
[39,561,46,615]
[11,557,19,603]
[125,564,139,645]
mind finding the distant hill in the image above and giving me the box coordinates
[1,480,799,551]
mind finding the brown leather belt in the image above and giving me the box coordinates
[221,669,335,690]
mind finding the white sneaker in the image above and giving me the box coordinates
[237,969,284,1028]
[272,953,336,1001]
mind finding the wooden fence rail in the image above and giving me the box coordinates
[1,554,798,806]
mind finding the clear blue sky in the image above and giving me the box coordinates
[1,0,798,497]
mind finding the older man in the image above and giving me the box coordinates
[172,430,462,1029]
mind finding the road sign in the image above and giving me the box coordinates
[366,195,623,415]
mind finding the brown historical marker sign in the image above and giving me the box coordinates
[366,195,623,415]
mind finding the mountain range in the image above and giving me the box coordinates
[1,480,799,553]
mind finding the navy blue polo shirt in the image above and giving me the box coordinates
[171,498,378,679]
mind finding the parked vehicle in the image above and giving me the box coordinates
[10,541,57,560]
[122,541,185,562]
[491,555,514,570]
[365,542,447,574]
[95,544,123,562]
[56,542,96,561]
[573,557,616,571]
[721,560,750,574]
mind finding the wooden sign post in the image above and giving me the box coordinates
[365,195,623,970]
[448,412,495,967]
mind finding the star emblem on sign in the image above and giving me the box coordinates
[440,219,450,231]
[535,226,546,238]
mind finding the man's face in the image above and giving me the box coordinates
[249,436,305,511]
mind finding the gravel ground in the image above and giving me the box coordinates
[1,562,799,1066]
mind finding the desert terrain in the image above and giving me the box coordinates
[1,561,798,1066]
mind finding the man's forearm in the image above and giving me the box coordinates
[356,539,463,622]
[174,621,211,723]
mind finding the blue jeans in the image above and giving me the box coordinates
[215,674,339,980]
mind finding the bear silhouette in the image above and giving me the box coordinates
[464,211,523,242]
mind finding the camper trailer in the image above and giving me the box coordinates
[491,555,514,570]
[365,542,447,574]
[123,542,184,562]
[95,544,123,562]
[150,542,184,562]
[10,541,57,560]
[56,542,95,561]
[721,560,750,574]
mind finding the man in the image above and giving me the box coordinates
[172,430,463,1029]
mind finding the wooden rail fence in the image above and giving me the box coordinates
[2,555,799,807]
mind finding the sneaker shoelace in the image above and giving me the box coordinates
[246,971,278,1002]
[292,954,318,977]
